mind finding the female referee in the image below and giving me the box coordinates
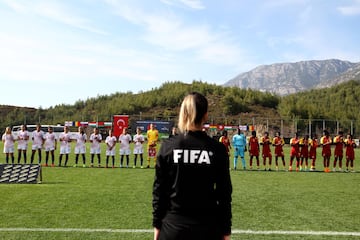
[152,92,232,240]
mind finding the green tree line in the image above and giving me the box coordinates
[1,80,359,134]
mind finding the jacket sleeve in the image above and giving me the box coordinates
[215,144,232,235]
[152,144,170,229]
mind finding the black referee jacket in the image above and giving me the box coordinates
[152,130,232,236]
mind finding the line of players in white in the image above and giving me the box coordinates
[1,124,149,168]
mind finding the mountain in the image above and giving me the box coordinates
[224,59,360,95]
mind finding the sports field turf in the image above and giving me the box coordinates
[0,142,359,240]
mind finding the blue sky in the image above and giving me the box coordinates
[1,0,360,108]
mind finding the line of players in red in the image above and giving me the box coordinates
[246,130,356,172]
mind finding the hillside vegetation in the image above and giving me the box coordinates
[1,80,360,135]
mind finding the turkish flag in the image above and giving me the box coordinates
[113,115,129,137]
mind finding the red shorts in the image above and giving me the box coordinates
[300,149,309,158]
[250,150,259,157]
[148,147,156,157]
[275,148,284,157]
[262,151,272,158]
[334,149,343,157]
[322,149,331,157]
[309,149,316,159]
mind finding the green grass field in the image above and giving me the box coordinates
[0,142,359,240]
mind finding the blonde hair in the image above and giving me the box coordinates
[178,92,208,133]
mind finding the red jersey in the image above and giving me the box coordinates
[249,136,259,157]
[272,136,284,157]
[290,137,300,157]
[333,135,344,157]
[320,136,332,157]
[219,136,231,155]
[260,136,272,158]
[309,139,318,159]
[345,139,356,160]
[299,138,309,158]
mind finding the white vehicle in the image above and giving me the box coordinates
[11,125,78,140]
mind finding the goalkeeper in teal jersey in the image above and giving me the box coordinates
[232,128,247,170]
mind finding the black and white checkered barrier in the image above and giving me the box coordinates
[0,164,42,184]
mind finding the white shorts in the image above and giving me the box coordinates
[4,146,14,153]
[45,146,55,152]
[74,146,86,154]
[90,147,101,155]
[17,144,28,151]
[106,149,116,156]
[119,149,131,155]
[133,148,143,154]
[32,144,42,150]
[60,146,71,154]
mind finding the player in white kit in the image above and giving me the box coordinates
[133,127,145,168]
[44,126,57,167]
[31,124,45,164]
[105,129,117,168]
[17,125,30,163]
[74,127,87,168]
[90,128,102,167]
[119,127,132,168]
[59,126,72,167]
[2,127,15,164]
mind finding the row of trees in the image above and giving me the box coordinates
[1,80,359,135]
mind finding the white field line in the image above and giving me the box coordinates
[0,228,359,236]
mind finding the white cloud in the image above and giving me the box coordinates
[160,0,205,9]
[338,0,360,16]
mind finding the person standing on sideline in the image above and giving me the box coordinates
[59,126,71,167]
[219,130,231,156]
[2,127,15,164]
[17,125,29,163]
[344,134,356,172]
[119,127,132,168]
[133,127,145,168]
[309,134,318,171]
[272,132,286,171]
[320,130,332,173]
[333,131,344,172]
[299,135,310,171]
[153,92,232,240]
[90,128,102,167]
[31,124,44,164]
[169,127,178,138]
[232,128,246,170]
[289,133,300,172]
[147,123,159,168]
[105,129,117,168]
[44,126,57,167]
[248,130,260,170]
[74,127,87,168]
[260,131,272,171]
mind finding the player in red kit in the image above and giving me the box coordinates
[333,131,344,172]
[260,132,272,171]
[272,132,286,171]
[299,135,309,171]
[248,130,260,170]
[309,134,318,171]
[289,133,300,172]
[344,134,356,172]
[320,130,332,173]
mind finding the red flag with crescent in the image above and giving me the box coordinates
[113,115,129,137]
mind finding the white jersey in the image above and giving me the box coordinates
[133,134,144,154]
[105,135,117,156]
[44,132,57,151]
[119,134,132,150]
[59,132,71,154]
[17,130,30,150]
[75,133,87,149]
[2,133,15,148]
[32,130,45,146]
[90,133,102,154]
